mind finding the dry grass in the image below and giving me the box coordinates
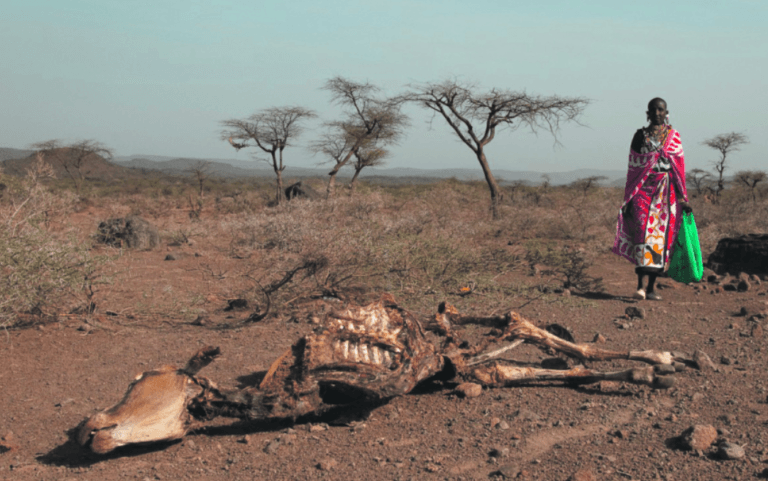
[2,172,766,327]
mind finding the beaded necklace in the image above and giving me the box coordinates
[643,125,671,152]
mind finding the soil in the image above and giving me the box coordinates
[2,207,768,481]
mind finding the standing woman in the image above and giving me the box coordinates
[612,98,692,300]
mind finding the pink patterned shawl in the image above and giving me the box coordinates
[612,128,687,266]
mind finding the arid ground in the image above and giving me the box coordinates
[1,174,767,481]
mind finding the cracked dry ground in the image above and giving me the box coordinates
[2,231,768,481]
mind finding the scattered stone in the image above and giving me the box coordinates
[309,423,328,432]
[494,464,520,479]
[717,442,745,460]
[723,284,737,292]
[593,333,606,344]
[707,274,719,283]
[164,254,176,261]
[0,432,18,453]
[224,298,249,311]
[497,421,510,430]
[191,312,207,326]
[738,280,751,292]
[720,356,733,366]
[751,274,762,285]
[625,306,646,319]
[264,439,280,454]
[562,289,571,297]
[693,350,717,371]
[238,435,251,445]
[512,409,541,422]
[691,393,705,403]
[679,425,718,451]
[489,447,510,458]
[751,323,764,338]
[455,382,482,398]
[317,458,338,471]
[568,469,595,481]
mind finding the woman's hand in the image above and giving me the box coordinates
[679,201,693,214]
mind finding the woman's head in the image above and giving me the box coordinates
[646,98,668,126]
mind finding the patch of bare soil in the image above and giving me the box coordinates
[2,207,768,481]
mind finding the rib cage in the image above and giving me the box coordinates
[319,301,407,370]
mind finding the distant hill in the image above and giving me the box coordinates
[1,148,137,180]
[2,147,626,186]
[114,154,627,186]
[0,147,34,162]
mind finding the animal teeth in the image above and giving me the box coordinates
[349,343,359,362]
[342,340,349,359]
[360,344,370,363]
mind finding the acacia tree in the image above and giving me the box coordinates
[221,106,316,204]
[318,77,408,198]
[686,168,712,198]
[30,139,113,194]
[570,175,607,197]
[349,147,389,194]
[734,170,766,203]
[702,132,749,202]
[402,80,589,218]
[188,161,212,197]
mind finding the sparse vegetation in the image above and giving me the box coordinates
[0,157,109,327]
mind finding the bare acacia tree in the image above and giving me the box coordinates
[402,80,589,218]
[221,107,316,205]
[686,168,712,198]
[318,77,408,198]
[734,170,766,203]
[702,132,749,202]
[570,175,607,197]
[30,139,113,193]
[349,147,389,194]
[188,161,212,197]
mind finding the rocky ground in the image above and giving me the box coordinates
[1,208,768,481]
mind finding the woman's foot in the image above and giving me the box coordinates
[646,291,662,301]
[634,289,646,300]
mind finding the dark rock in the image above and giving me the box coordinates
[224,298,249,311]
[95,216,160,250]
[723,284,737,292]
[717,442,745,460]
[707,234,768,276]
[164,254,176,261]
[738,280,751,292]
[707,274,719,283]
[285,181,321,201]
[625,306,646,319]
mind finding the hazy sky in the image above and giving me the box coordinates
[2,0,766,174]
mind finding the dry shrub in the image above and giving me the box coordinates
[219,187,521,315]
[0,158,107,327]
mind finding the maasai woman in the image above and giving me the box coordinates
[612,98,692,300]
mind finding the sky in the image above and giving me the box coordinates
[1,0,766,174]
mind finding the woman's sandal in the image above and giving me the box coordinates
[646,291,662,301]
[633,289,646,300]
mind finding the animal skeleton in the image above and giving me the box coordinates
[77,295,688,454]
